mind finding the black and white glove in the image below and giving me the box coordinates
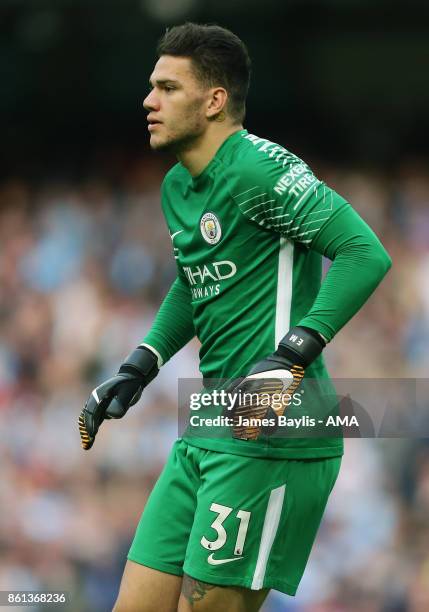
[228,326,325,440]
[79,346,159,450]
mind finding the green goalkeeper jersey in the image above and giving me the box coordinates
[143,129,391,458]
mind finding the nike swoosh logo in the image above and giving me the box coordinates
[170,230,184,241]
[207,553,243,565]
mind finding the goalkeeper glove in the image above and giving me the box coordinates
[79,346,159,450]
[228,326,325,440]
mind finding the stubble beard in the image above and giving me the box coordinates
[149,102,206,154]
[152,129,204,155]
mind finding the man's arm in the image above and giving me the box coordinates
[142,272,196,366]
[226,150,391,439]
[79,272,195,449]
[231,155,391,340]
[298,199,391,340]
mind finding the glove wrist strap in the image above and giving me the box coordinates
[119,347,159,382]
[276,326,325,367]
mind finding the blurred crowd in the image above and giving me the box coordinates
[0,153,428,611]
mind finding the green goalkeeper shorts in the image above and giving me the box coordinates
[128,439,341,596]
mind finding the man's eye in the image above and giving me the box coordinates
[165,86,175,92]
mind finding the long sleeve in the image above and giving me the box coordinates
[298,199,391,340]
[142,272,195,365]
[229,145,391,342]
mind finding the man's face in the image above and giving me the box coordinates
[144,55,210,152]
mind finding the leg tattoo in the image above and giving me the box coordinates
[182,575,216,606]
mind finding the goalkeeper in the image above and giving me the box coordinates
[79,23,391,612]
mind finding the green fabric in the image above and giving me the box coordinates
[128,439,342,595]
[141,129,391,458]
[144,273,195,365]
[299,202,392,339]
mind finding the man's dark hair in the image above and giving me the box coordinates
[157,23,251,124]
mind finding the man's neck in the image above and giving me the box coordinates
[177,124,243,177]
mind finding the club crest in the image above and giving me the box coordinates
[200,212,222,245]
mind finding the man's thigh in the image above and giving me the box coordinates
[118,440,204,610]
[113,561,182,612]
[183,449,342,597]
[113,564,268,612]
[178,575,269,612]
[120,439,341,608]
[127,439,203,576]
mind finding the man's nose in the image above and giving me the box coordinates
[143,89,159,111]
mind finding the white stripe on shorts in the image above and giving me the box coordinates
[251,484,286,590]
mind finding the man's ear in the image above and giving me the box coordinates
[206,87,228,120]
